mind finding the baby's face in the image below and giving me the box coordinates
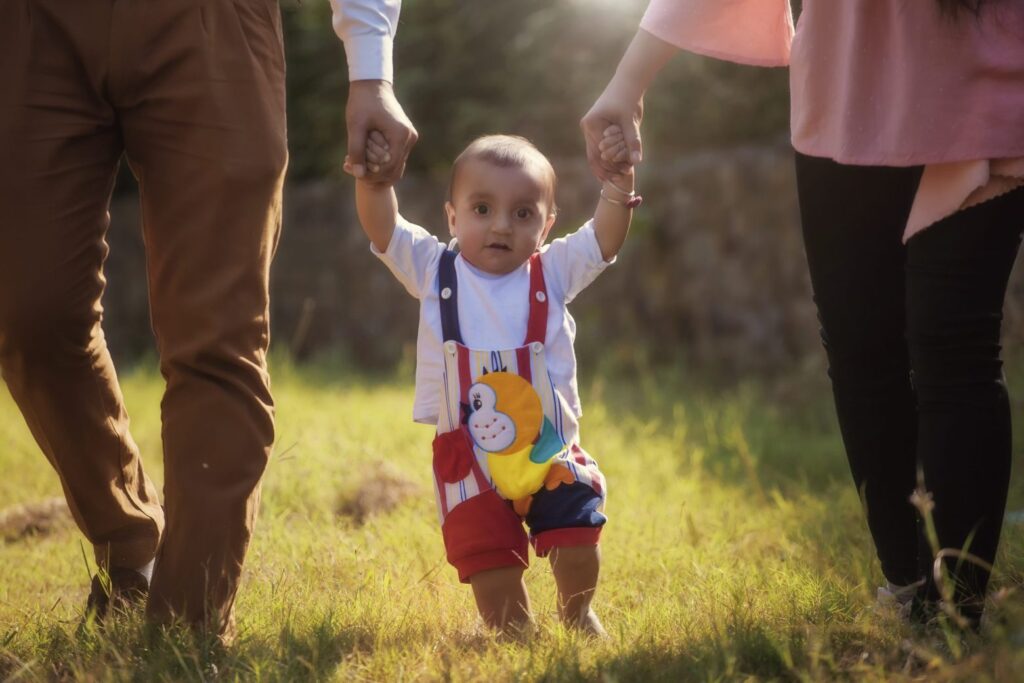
[446,158,555,275]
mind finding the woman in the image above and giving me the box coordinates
[582,0,1024,627]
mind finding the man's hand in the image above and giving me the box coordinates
[580,84,643,183]
[344,80,418,185]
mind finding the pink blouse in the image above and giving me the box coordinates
[640,0,1024,240]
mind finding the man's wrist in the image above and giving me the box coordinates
[349,79,394,96]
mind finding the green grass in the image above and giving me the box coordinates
[1,356,1023,681]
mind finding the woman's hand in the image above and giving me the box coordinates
[581,85,644,183]
[581,29,680,182]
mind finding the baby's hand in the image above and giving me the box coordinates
[600,126,636,204]
[598,125,633,166]
[344,130,392,179]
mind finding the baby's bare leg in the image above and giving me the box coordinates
[548,545,607,636]
[469,566,533,634]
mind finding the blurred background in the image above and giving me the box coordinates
[98,0,1024,380]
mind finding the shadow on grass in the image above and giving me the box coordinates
[0,611,376,682]
[570,594,1024,682]
[5,598,1023,682]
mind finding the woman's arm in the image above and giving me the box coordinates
[580,29,679,182]
[582,0,793,182]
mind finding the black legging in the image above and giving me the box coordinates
[795,152,1024,619]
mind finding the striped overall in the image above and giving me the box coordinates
[430,250,607,582]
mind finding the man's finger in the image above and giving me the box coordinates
[346,124,369,178]
[391,124,418,181]
[370,120,416,183]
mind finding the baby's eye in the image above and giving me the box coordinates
[515,207,533,220]
[473,204,489,216]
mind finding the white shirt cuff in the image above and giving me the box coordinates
[345,34,394,83]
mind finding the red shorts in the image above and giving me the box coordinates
[433,429,605,583]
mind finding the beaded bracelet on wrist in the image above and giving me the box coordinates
[600,184,643,209]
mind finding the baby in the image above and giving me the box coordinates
[350,130,635,636]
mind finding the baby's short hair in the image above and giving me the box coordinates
[449,135,558,216]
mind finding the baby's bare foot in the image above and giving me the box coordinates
[569,609,609,639]
[478,616,536,643]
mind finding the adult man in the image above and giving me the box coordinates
[0,0,287,639]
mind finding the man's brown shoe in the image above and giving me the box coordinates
[83,567,150,623]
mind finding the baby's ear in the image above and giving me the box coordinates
[540,212,556,243]
[444,201,457,237]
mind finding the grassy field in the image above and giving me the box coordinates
[1,356,1023,681]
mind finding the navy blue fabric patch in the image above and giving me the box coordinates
[525,481,606,535]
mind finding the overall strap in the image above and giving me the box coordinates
[438,250,464,344]
[524,252,548,345]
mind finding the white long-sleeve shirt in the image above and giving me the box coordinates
[330,0,400,82]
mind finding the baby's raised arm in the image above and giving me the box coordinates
[348,130,399,252]
[592,125,636,261]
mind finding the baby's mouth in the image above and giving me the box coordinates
[485,243,511,251]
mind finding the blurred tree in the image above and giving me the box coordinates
[280,0,790,181]
[281,1,350,180]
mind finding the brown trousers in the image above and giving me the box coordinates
[0,0,286,635]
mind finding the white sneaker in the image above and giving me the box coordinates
[876,579,924,621]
